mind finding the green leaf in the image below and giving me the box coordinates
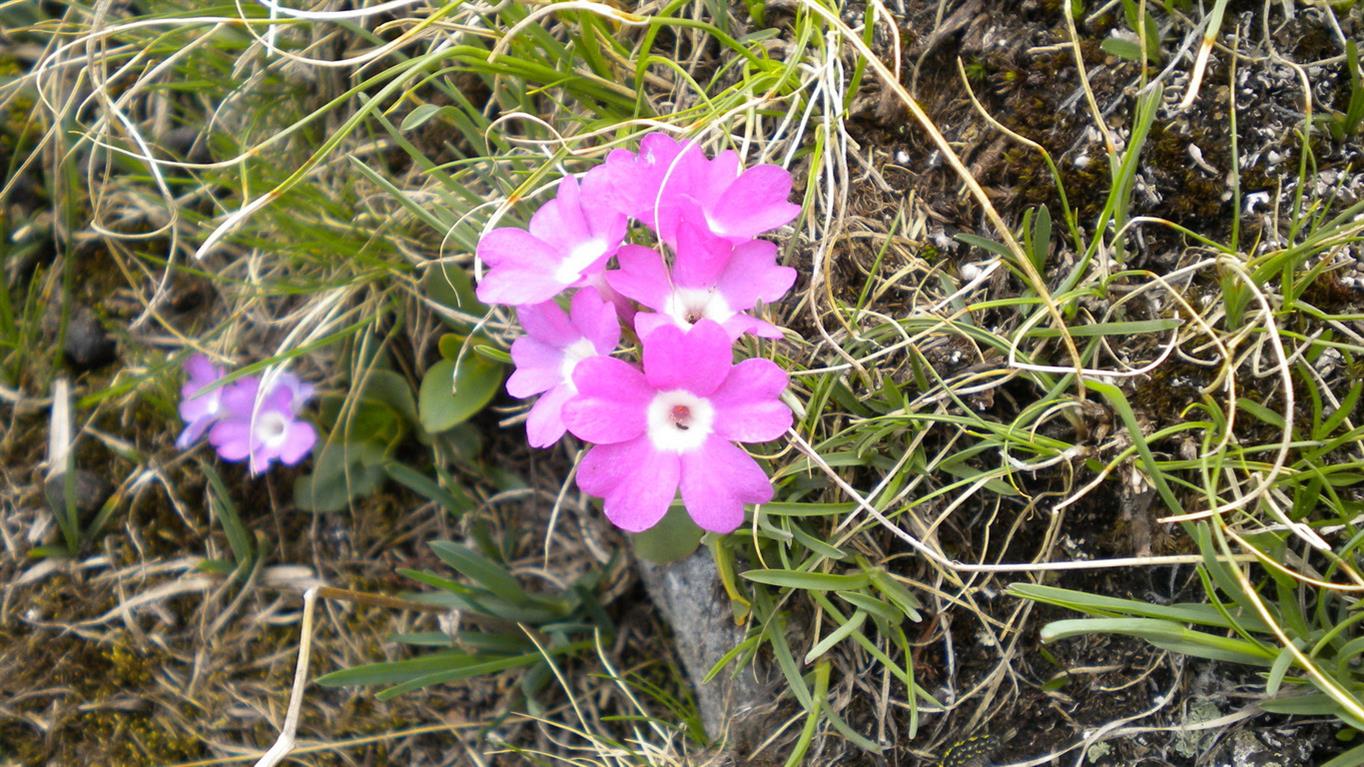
[293,440,387,513]
[316,649,484,687]
[400,103,443,132]
[383,462,471,515]
[429,540,530,606]
[374,641,594,700]
[631,503,704,563]
[419,356,503,433]
[742,569,871,591]
[868,570,923,622]
[356,368,418,426]
[202,463,253,568]
[804,609,866,663]
[1101,36,1145,62]
[1040,618,1275,665]
[1030,204,1051,273]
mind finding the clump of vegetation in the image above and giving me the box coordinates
[4,0,1364,765]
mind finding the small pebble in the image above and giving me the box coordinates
[64,307,117,371]
[44,469,112,520]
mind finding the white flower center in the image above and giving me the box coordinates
[554,238,609,284]
[559,338,597,390]
[646,390,714,453]
[254,411,290,448]
[664,287,733,328]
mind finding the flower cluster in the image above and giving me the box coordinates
[178,355,318,475]
[475,133,799,535]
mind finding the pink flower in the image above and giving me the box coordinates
[507,291,621,447]
[209,377,317,475]
[561,320,791,534]
[475,174,628,307]
[597,133,801,245]
[595,133,694,222]
[177,354,228,449]
[607,219,796,340]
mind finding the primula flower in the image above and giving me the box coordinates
[209,377,317,475]
[177,354,228,449]
[270,372,315,410]
[561,320,791,534]
[475,174,627,307]
[598,133,801,245]
[608,220,796,340]
[507,291,620,448]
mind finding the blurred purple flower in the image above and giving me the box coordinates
[177,355,317,475]
[177,354,228,450]
[209,378,317,475]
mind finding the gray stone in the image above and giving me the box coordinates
[44,469,112,520]
[63,307,116,371]
[638,548,772,751]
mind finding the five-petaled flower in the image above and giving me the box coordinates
[177,355,318,476]
[561,321,791,534]
[597,133,801,245]
[507,291,621,448]
[209,377,318,475]
[475,174,628,308]
[609,219,796,341]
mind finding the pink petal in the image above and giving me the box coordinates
[579,438,680,533]
[641,320,732,396]
[720,313,784,340]
[279,421,317,464]
[563,356,652,443]
[715,239,796,309]
[507,338,563,398]
[208,420,252,460]
[176,418,212,450]
[569,289,621,354]
[517,300,578,347]
[185,354,221,387]
[219,377,263,417]
[708,358,792,442]
[604,245,671,311]
[679,437,773,533]
[586,274,637,324]
[708,165,800,240]
[672,218,731,288]
[259,382,296,413]
[702,150,742,205]
[476,227,541,268]
[476,264,571,307]
[526,384,574,448]
[632,312,672,340]
[528,177,591,251]
[475,231,566,306]
[589,152,647,218]
[179,390,218,423]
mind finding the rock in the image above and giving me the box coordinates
[64,307,116,371]
[638,548,773,751]
[44,469,112,520]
